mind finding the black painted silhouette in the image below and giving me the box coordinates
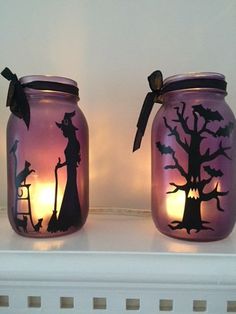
[47,160,60,233]
[10,139,19,154]
[47,208,58,233]
[48,111,82,232]
[33,218,43,232]
[10,139,19,187]
[15,215,28,233]
[15,161,35,190]
[156,102,234,233]
[10,140,43,233]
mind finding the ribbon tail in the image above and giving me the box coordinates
[133,70,163,152]
[133,92,157,152]
[133,129,143,152]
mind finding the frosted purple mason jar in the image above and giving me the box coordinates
[134,71,236,241]
[3,69,89,238]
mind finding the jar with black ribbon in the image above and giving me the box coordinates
[2,68,89,238]
[133,71,236,241]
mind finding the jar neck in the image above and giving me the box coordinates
[161,88,226,104]
[161,72,227,103]
[20,76,79,99]
[163,72,226,90]
[24,87,79,102]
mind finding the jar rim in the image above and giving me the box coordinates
[161,72,227,95]
[163,72,225,86]
[20,75,77,87]
[19,75,79,98]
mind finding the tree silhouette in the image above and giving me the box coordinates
[156,102,234,234]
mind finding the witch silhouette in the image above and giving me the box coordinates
[48,111,82,232]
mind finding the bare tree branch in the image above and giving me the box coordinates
[200,176,214,189]
[164,152,188,179]
[203,128,217,137]
[163,117,189,152]
[202,183,228,211]
[172,102,192,135]
[199,120,217,136]
[167,182,187,194]
[193,110,198,132]
[199,119,209,134]
[199,118,217,136]
[201,141,231,162]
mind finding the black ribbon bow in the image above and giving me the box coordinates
[1,67,30,129]
[133,70,163,152]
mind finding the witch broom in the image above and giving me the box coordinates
[47,158,60,232]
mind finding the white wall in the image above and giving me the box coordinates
[0,0,236,210]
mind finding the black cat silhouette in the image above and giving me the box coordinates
[33,218,43,232]
[15,161,35,188]
[15,215,28,232]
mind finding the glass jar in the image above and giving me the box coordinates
[151,72,236,241]
[6,75,89,237]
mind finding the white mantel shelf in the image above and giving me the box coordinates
[0,210,236,314]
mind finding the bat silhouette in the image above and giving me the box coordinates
[156,142,174,154]
[204,165,223,177]
[193,104,223,121]
[215,122,234,137]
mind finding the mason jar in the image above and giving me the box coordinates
[6,74,89,237]
[151,72,236,241]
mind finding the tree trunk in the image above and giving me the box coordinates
[182,194,202,232]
